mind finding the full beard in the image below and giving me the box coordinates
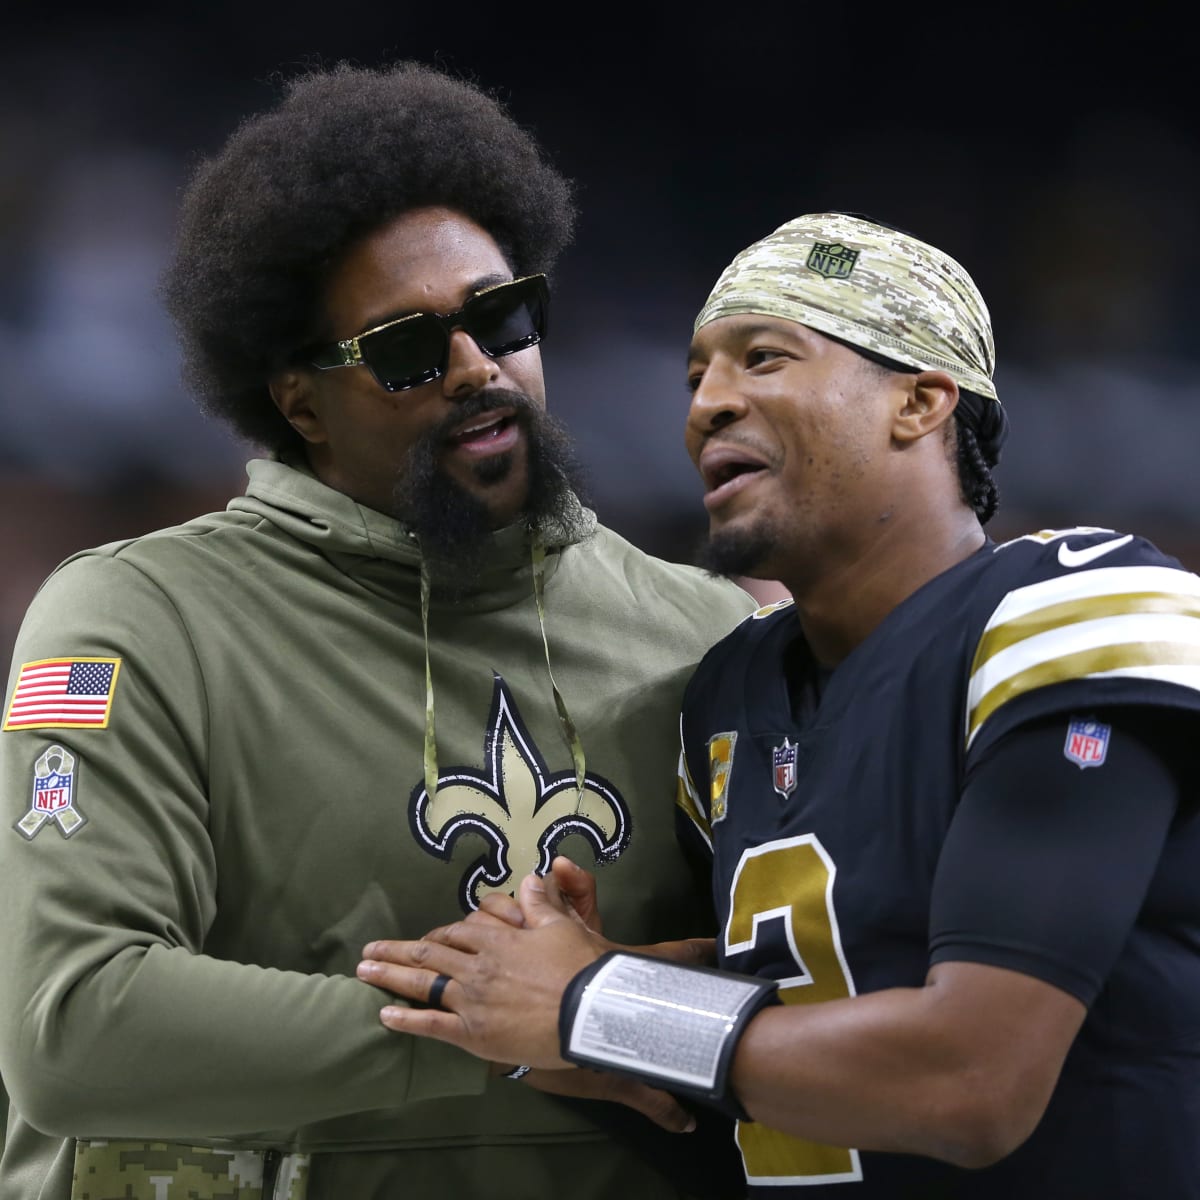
[390,388,589,592]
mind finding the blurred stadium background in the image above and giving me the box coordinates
[1,5,1196,658]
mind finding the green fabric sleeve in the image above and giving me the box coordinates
[0,554,486,1139]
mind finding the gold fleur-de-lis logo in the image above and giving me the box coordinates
[409,675,631,911]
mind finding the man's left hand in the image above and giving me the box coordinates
[358,867,604,1067]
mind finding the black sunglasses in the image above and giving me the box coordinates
[308,274,549,392]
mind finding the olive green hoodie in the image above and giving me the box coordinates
[0,459,756,1199]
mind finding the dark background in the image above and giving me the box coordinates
[1,5,1197,650]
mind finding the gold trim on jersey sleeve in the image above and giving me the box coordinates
[970,642,1200,745]
[966,565,1200,748]
[674,747,712,848]
[973,591,1200,665]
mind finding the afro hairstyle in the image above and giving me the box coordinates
[160,61,577,454]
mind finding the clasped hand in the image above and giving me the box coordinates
[357,856,716,1133]
[357,857,603,1068]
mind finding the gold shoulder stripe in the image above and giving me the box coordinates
[965,566,1200,749]
[968,641,1200,747]
[971,591,1200,675]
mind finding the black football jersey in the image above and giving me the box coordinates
[676,528,1200,1198]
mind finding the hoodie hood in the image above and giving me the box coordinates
[227,457,598,613]
[227,456,596,804]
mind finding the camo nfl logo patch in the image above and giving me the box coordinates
[806,242,859,279]
[16,744,86,839]
[772,737,798,799]
[1063,717,1111,769]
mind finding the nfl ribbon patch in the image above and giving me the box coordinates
[17,744,85,839]
[4,658,121,730]
[1063,717,1111,769]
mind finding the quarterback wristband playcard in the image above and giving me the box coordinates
[559,950,778,1116]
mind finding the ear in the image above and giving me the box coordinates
[269,369,328,446]
[892,370,958,446]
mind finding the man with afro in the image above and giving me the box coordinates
[0,62,756,1200]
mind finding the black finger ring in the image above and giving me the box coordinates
[427,973,452,1010]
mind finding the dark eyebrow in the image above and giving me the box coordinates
[361,272,514,331]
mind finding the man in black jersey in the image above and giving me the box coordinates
[360,212,1200,1199]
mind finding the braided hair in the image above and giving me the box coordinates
[951,401,1001,524]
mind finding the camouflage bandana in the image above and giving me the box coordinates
[694,212,998,402]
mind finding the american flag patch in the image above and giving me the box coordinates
[4,658,121,730]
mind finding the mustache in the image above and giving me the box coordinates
[429,388,542,444]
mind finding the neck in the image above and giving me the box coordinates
[779,504,985,667]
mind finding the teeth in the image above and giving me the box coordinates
[459,415,503,436]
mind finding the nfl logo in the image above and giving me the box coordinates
[806,242,860,279]
[772,738,798,799]
[34,771,72,813]
[1063,718,1111,769]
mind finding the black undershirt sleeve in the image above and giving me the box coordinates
[928,708,1183,1006]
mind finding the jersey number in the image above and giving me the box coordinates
[725,835,863,1186]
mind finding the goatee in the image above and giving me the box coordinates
[694,522,779,581]
[391,389,589,591]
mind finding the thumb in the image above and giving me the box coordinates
[550,855,602,933]
[517,871,572,927]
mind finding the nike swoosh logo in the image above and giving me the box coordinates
[1057,534,1133,568]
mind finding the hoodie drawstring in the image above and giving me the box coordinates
[419,555,439,809]
[419,535,586,810]
[531,536,587,802]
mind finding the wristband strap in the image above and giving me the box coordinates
[559,950,778,1120]
[501,1064,533,1080]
